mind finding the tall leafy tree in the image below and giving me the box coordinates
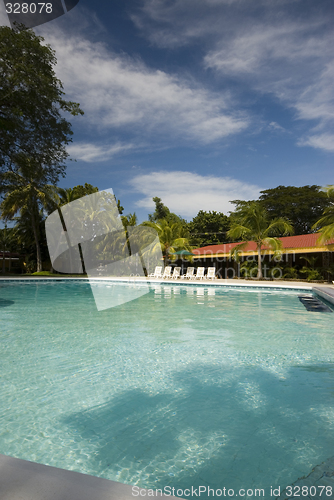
[148,197,185,225]
[228,201,293,279]
[258,185,330,235]
[188,210,230,247]
[0,25,83,180]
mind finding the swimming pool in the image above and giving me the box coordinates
[1,281,334,498]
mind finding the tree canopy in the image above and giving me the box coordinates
[148,196,185,225]
[258,185,330,235]
[313,185,334,244]
[188,210,230,247]
[0,25,83,183]
[143,218,191,265]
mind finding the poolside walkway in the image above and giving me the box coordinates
[0,454,181,500]
[2,275,332,288]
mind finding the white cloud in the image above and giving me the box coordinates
[294,61,334,124]
[130,171,262,218]
[298,134,334,153]
[66,142,136,162]
[204,23,329,76]
[267,122,286,133]
[204,22,334,152]
[38,21,248,146]
[131,0,303,49]
[134,0,334,153]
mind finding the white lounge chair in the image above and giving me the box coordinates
[162,266,172,279]
[191,267,205,280]
[181,267,194,279]
[171,267,181,279]
[148,266,163,278]
[206,267,216,280]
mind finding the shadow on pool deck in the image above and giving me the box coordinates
[62,362,334,499]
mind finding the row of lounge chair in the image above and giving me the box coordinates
[148,266,217,280]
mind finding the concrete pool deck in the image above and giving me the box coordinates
[0,454,181,500]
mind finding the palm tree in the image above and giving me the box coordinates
[143,219,192,265]
[227,202,293,279]
[313,185,334,244]
[0,155,54,272]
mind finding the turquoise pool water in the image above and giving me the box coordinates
[1,281,334,498]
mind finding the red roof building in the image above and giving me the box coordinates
[192,233,334,258]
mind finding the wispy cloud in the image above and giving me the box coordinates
[134,0,334,153]
[298,134,334,153]
[130,171,262,218]
[205,20,334,152]
[267,122,287,133]
[66,142,137,162]
[39,17,249,147]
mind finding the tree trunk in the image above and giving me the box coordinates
[57,207,75,273]
[257,243,263,279]
[164,249,169,266]
[2,227,7,274]
[31,208,42,272]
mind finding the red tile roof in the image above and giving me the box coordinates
[193,233,334,255]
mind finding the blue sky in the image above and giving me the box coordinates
[1,0,333,221]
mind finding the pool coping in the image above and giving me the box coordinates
[3,276,334,300]
[0,454,181,500]
[0,275,320,292]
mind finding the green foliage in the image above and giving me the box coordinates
[149,197,170,221]
[0,25,83,181]
[0,225,17,273]
[32,271,51,275]
[188,210,230,247]
[47,183,99,213]
[299,255,324,281]
[299,267,323,281]
[121,212,137,228]
[0,155,56,271]
[313,185,334,244]
[258,185,329,235]
[143,218,191,264]
[239,260,258,278]
[72,183,99,198]
[283,266,299,279]
[228,201,293,279]
[148,197,185,225]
